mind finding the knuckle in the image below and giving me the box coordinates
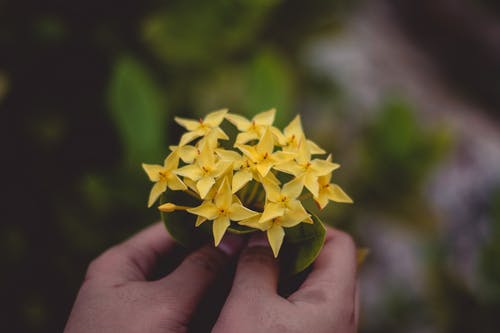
[333,230,356,254]
[184,246,225,274]
[239,246,275,266]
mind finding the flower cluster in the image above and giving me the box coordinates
[142,109,352,257]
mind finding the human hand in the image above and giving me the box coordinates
[64,222,243,333]
[213,227,359,333]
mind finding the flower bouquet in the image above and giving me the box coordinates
[143,109,352,275]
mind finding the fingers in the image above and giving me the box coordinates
[86,222,176,282]
[289,227,357,305]
[158,234,244,314]
[228,233,280,298]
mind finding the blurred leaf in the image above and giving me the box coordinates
[244,50,295,127]
[160,194,210,248]
[108,56,168,167]
[142,1,281,66]
[280,213,326,276]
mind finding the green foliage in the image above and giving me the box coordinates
[243,50,295,126]
[359,97,450,212]
[142,0,281,66]
[108,56,168,168]
[280,213,327,276]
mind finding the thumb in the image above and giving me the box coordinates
[229,233,280,297]
[157,233,244,315]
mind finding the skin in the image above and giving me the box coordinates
[65,222,359,333]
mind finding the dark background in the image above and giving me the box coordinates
[2,0,500,332]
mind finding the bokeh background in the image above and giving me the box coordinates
[2,0,500,332]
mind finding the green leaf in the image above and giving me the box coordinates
[108,56,167,168]
[244,50,295,127]
[160,195,211,248]
[279,213,326,276]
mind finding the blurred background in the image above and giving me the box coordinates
[2,0,500,332]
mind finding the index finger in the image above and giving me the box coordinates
[288,227,357,304]
[86,222,176,282]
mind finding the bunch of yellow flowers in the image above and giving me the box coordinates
[143,109,352,258]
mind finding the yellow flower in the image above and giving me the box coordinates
[226,108,276,144]
[175,109,229,146]
[275,115,325,154]
[169,144,198,163]
[275,140,339,197]
[188,178,259,245]
[239,207,310,257]
[315,156,353,209]
[236,128,294,177]
[175,142,232,199]
[142,152,186,207]
[259,178,311,224]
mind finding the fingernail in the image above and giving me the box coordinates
[247,233,269,248]
[218,233,245,257]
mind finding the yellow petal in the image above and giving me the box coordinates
[175,165,203,181]
[212,160,233,178]
[235,131,259,145]
[253,108,276,126]
[195,215,207,227]
[259,202,285,223]
[311,159,340,176]
[296,140,311,165]
[226,113,251,131]
[282,177,304,200]
[179,130,203,146]
[283,115,304,139]
[327,184,353,203]
[267,224,284,258]
[174,117,201,131]
[314,191,330,210]
[197,143,216,169]
[203,109,228,127]
[236,145,259,162]
[273,161,302,176]
[213,216,230,246]
[166,175,187,191]
[307,140,326,155]
[187,201,218,220]
[216,148,242,163]
[215,178,232,210]
[229,203,259,221]
[256,160,273,177]
[142,163,163,182]
[170,145,198,163]
[197,176,216,199]
[272,151,296,163]
[232,170,253,193]
[238,215,270,231]
[284,200,310,227]
[148,181,167,207]
[257,128,274,155]
[163,152,180,171]
[304,172,320,197]
[262,179,281,202]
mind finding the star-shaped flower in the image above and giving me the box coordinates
[236,128,294,177]
[275,140,339,197]
[315,156,353,209]
[225,109,276,145]
[142,152,186,207]
[175,143,231,199]
[275,115,325,154]
[239,207,310,257]
[259,178,311,224]
[188,178,259,245]
[175,109,229,146]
